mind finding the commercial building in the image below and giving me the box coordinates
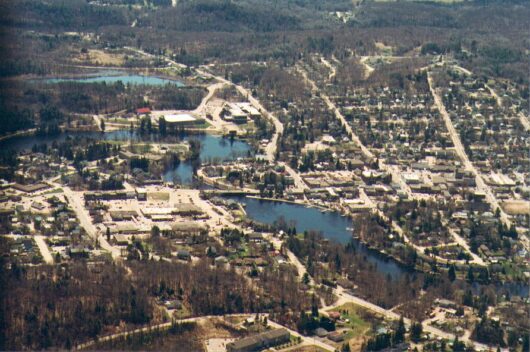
[160,114,203,127]
[226,328,290,352]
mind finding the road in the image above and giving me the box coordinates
[128,47,306,190]
[75,313,335,352]
[447,226,486,266]
[297,62,486,264]
[327,286,488,350]
[34,235,54,264]
[297,64,374,161]
[485,84,529,131]
[427,72,513,231]
[61,185,121,259]
[320,56,336,80]
[195,66,310,192]
[195,66,284,163]
[359,56,375,78]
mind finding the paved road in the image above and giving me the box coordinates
[61,185,121,259]
[195,66,311,193]
[297,65,374,161]
[427,73,513,231]
[34,235,54,264]
[75,313,335,352]
[485,84,529,131]
[195,67,284,163]
[320,56,336,80]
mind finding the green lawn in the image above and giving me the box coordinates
[328,303,371,339]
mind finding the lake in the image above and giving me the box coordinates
[36,71,184,86]
[229,195,408,279]
[0,130,250,185]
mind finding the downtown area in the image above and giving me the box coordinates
[0,1,528,351]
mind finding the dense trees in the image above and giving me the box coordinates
[0,256,316,350]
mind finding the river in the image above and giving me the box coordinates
[229,195,408,279]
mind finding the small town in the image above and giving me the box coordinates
[0,0,528,351]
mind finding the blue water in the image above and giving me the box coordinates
[162,133,250,184]
[38,71,184,86]
[0,130,250,185]
[230,196,407,278]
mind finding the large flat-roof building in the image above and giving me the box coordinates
[159,114,202,127]
[226,328,290,352]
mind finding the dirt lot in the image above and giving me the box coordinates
[501,200,530,215]
[74,49,125,66]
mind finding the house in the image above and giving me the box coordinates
[136,188,147,201]
[214,256,228,267]
[176,250,191,261]
[68,246,90,259]
[164,299,182,310]
[11,183,48,193]
[112,234,130,246]
[328,311,341,321]
[226,328,290,352]
[136,107,151,115]
[327,331,344,342]
[314,327,329,337]
[248,232,264,243]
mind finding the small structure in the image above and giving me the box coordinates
[136,107,151,115]
[248,233,264,243]
[176,250,191,261]
[136,188,147,201]
[327,331,344,342]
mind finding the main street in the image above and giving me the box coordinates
[60,184,121,259]
[427,73,514,231]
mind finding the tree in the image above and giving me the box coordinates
[448,264,456,282]
[159,116,167,136]
[410,321,423,342]
[100,119,105,132]
[302,272,310,285]
[151,225,160,238]
[466,267,475,283]
[106,227,111,242]
[394,316,406,344]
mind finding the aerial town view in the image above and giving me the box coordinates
[0,0,528,351]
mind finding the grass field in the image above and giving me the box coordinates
[327,303,371,339]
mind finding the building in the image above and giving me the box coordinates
[161,114,202,127]
[224,103,249,124]
[136,107,151,115]
[226,328,290,352]
[11,183,48,193]
[136,188,147,201]
[176,250,191,261]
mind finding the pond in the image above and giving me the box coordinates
[36,70,184,86]
[0,130,250,185]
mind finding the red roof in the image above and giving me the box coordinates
[136,107,151,114]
